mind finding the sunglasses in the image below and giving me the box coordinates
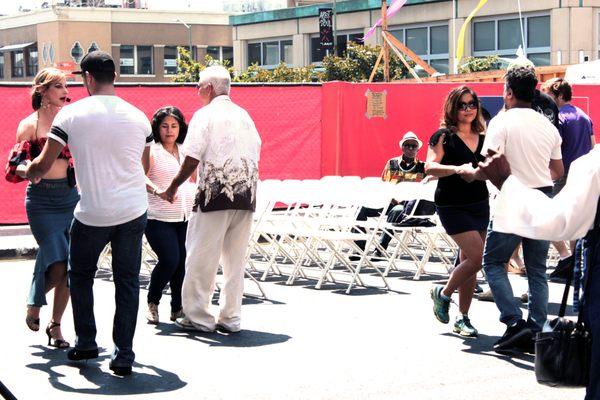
[457,101,478,111]
[402,143,419,149]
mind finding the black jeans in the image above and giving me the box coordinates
[584,262,600,400]
[68,212,147,367]
[145,219,187,312]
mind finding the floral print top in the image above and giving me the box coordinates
[183,95,261,212]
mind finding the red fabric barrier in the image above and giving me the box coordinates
[0,85,322,224]
[2,81,598,224]
[321,81,600,177]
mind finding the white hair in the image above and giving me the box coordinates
[198,66,231,96]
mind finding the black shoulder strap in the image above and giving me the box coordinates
[559,198,600,318]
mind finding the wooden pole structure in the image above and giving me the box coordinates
[381,0,390,82]
[368,50,384,83]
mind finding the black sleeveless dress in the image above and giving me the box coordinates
[429,128,490,235]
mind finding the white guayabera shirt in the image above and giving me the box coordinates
[494,145,600,241]
[183,95,262,213]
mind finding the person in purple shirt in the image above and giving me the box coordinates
[542,78,594,178]
[541,77,595,279]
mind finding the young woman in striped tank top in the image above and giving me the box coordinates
[144,106,196,324]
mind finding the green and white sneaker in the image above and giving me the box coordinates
[430,285,450,324]
[453,315,478,337]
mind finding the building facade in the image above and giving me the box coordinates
[230,0,600,74]
[0,6,232,82]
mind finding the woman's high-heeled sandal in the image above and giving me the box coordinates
[46,322,70,349]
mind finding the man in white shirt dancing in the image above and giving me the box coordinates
[476,146,600,400]
[161,66,261,333]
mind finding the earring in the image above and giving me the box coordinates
[42,97,50,109]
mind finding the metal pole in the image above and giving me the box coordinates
[333,0,338,56]
[188,27,193,61]
[175,18,193,61]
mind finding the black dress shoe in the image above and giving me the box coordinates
[493,320,532,354]
[67,348,99,361]
[109,363,132,376]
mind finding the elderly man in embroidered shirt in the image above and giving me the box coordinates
[477,146,600,400]
[160,66,261,333]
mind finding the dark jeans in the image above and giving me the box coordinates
[353,206,384,251]
[145,219,187,312]
[584,262,600,400]
[68,212,147,367]
[483,220,550,332]
[379,204,405,250]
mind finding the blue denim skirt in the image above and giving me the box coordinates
[436,199,490,236]
[25,178,79,306]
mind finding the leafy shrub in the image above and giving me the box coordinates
[174,42,417,83]
[458,55,501,74]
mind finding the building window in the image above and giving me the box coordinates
[137,45,153,75]
[206,46,234,65]
[310,32,363,63]
[164,46,179,75]
[473,21,494,52]
[71,41,84,63]
[247,38,293,68]
[389,23,449,74]
[222,46,233,65]
[0,53,4,79]
[248,43,261,65]
[12,51,24,78]
[120,45,154,75]
[27,48,38,77]
[120,45,135,74]
[88,42,99,53]
[472,14,551,66]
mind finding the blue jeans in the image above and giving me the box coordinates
[584,261,600,400]
[482,220,550,332]
[68,212,147,367]
[145,219,187,312]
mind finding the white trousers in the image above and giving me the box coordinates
[182,209,253,330]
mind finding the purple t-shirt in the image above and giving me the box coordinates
[558,104,593,173]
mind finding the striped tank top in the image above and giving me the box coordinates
[147,142,195,222]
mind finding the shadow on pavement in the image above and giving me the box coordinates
[152,323,291,348]
[442,332,535,372]
[26,345,186,395]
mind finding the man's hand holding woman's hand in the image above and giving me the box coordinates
[156,185,178,203]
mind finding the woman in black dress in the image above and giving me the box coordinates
[425,86,489,337]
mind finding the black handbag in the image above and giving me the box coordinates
[534,202,600,387]
[534,274,592,387]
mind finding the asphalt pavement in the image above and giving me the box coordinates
[0,255,586,400]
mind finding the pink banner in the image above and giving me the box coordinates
[363,0,407,40]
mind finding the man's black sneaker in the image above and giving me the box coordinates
[67,348,99,361]
[109,363,132,376]
[515,334,535,354]
[493,320,532,354]
[549,255,574,280]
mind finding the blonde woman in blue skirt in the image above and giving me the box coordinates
[6,68,79,348]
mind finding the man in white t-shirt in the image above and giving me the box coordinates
[462,66,564,355]
[159,66,261,334]
[26,51,153,376]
